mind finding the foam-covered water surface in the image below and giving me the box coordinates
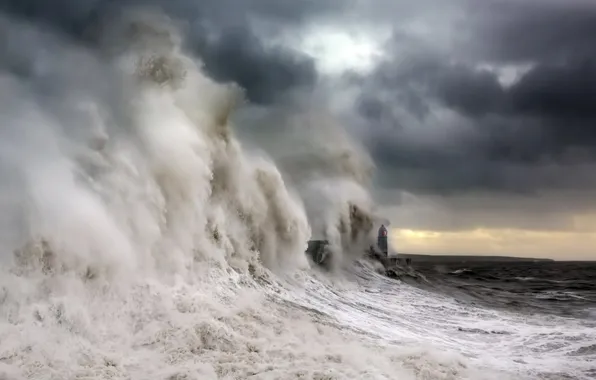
[278,263,596,380]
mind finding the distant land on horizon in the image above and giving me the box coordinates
[390,253,555,263]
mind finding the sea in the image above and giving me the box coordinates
[0,9,595,380]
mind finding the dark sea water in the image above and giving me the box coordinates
[367,260,595,379]
[401,261,596,319]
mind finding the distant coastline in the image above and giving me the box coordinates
[390,253,555,263]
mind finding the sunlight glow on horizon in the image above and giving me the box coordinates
[390,227,596,261]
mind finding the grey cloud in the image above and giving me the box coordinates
[460,0,596,64]
[0,0,340,33]
[3,0,596,233]
[349,0,596,203]
[386,190,596,232]
[0,0,337,104]
[194,28,316,104]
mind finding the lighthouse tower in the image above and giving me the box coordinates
[377,224,388,257]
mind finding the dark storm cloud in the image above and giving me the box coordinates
[2,0,596,204]
[193,28,316,104]
[0,0,340,36]
[354,0,596,197]
[461,0,596,64]
[0,0,335,104]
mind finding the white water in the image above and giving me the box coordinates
[0,10,592,380]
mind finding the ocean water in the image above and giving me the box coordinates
[0,9,594,380]
[408,261,596,319]
[383,261,596,379]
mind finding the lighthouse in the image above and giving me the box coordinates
[377,224,388,257]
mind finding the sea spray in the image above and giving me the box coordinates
[0,8,533,380]
[233,104,384,269]
[2,10,317,280]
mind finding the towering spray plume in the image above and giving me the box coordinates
[0,8,382,281]
[0,8,411,380]
[0,10,322,281]
[235,105,383,267]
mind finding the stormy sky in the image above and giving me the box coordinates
[1,0,595,259]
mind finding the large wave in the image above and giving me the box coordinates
[0,9,441,380]
[0,8,380,278]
